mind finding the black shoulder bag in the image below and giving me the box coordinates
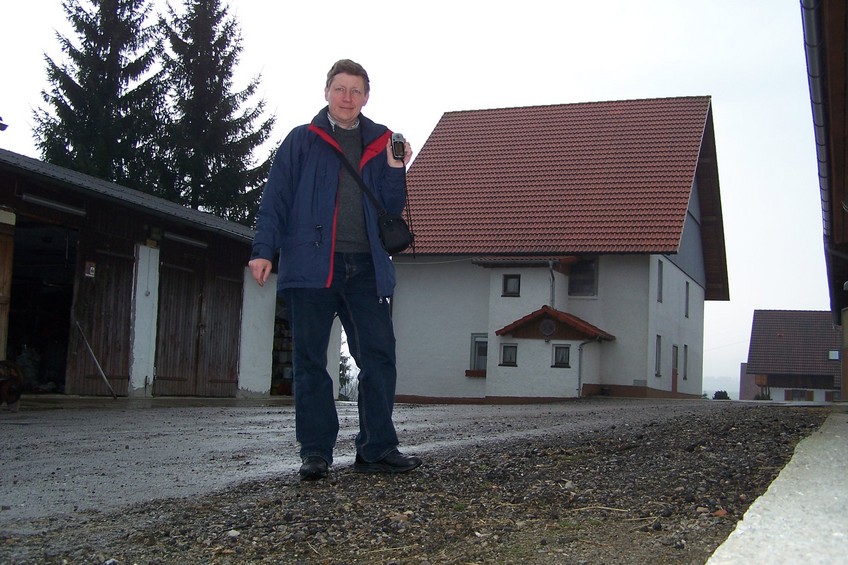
[335,151,415,255]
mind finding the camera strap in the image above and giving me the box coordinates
[330,144,415,250]
[333,148,391,216]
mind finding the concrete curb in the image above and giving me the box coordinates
[707,408,848,564]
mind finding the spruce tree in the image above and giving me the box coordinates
[33,0,167,192]
[161,0,275,225]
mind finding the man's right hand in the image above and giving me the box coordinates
[248,258,273,287]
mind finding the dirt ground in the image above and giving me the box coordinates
[0,398,829,564]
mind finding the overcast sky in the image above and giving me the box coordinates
[1,1,829,397]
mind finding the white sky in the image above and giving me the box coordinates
[1,1,829,397]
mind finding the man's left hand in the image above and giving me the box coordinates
[386,139,412,168]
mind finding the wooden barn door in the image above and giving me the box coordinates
[66,249,134,395]
[153,257,202,395]
[195,273,242,396]
[153,242,242,397]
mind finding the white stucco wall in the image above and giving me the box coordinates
[563,254,705,395]
[648,255,705,396]
[567,255,651,387]
[129,244,159,396]
[238,268,277,396]
[577,340,603,390]
[394,259,607,400]
[487,338,583,398]
[393,250,708,400]
[487,265,575,398]
[486,266,557,331]
[393,257,489,399]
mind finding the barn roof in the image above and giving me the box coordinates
[0,148,254,242]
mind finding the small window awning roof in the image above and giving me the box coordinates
[495,305,615,341]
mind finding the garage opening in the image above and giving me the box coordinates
[7,220,78,393]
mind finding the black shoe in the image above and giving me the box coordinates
[299,456,329,481]
[353,450,422,474]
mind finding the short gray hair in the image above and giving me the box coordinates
[325,59,370,94]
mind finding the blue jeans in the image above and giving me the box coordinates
[284,253,399,465]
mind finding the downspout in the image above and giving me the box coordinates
[548,260,556,309]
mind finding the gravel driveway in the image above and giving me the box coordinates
[1,397,732,524]
[0,397,828,564]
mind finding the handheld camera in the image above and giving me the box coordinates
[391,133,405,161]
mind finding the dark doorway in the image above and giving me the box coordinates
[7,220,78,393]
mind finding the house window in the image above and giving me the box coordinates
[657,260,664,303]
[470,334,488,371]
[685,281,690,318]
[500,344,518,366]
[568,258,598,296]
[655,335,662,377]
[785,389,814,402]
[502,274,521,296]
[683,344,688,380]
[552,345,571,368]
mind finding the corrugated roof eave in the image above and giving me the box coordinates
[0,148,255,242]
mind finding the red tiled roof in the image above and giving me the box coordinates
[406,96,714,256]
[495,305,615,341]
[746,310,841,376]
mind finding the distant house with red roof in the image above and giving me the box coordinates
[391,96,729,402]
[743,310,841,402]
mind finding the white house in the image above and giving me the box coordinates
[391,96,729,402]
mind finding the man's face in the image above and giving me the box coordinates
[324,72,369,128]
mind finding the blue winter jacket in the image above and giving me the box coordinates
[251,107,407,297]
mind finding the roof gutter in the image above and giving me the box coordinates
[800,0,842,323]
[801,0,831,236]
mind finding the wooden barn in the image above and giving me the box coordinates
[0,148,277,398]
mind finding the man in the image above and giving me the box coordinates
[249,59,421,480]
